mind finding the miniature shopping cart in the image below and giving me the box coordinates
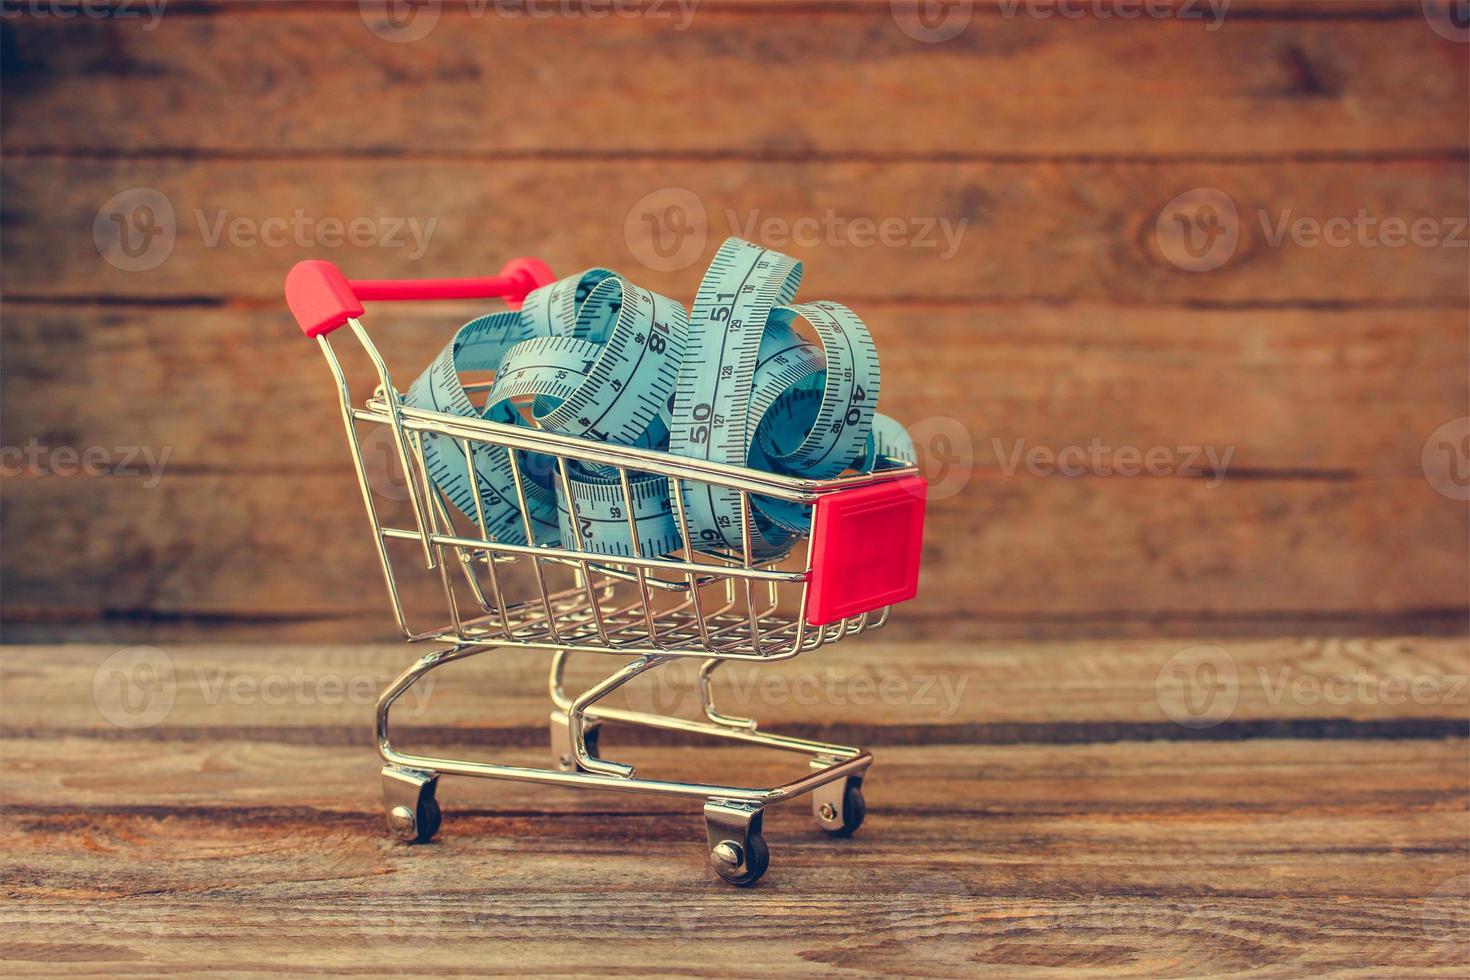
[287,257,927,885]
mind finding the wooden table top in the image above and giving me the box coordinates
[3,637,1467,977]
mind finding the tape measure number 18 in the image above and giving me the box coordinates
[405,237,914,560]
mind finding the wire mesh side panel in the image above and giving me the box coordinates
[351,406,886,657]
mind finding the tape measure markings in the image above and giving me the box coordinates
[408,311,562,544]
[406,237,914,560]
[670,240,806,554]
[760,302,878,478]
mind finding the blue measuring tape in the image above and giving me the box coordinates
[405,237,912,559]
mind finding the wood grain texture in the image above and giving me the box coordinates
[3,6,1466,968]
[5,301,1464,637]
[1,1,1465,642]
[3,2,1465,158]
[5,302,1465,474]
[3,470,1465,631]
[4,300,1464,637]
[3,743,1465,976]
[5,156,1467,304]
[3,639,1465,741]
[1,639,1466,976]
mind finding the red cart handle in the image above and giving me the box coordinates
[287,257,556,338]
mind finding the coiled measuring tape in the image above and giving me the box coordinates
[406,237,913,559]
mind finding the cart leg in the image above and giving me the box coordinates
[810,761,866,837]
[549,710,602,773]
[566,654,668,777]
[698,659,757,730]
[382,766,441,843]
[705,800,769,887]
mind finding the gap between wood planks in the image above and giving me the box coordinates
[5,147,1467,165]
[29,0,1435,21]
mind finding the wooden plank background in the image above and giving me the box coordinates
[3,638,1468,973]
[2,1,1467,643]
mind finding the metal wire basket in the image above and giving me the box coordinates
[288,256,927,886]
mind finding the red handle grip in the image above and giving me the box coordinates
[287,257,555,338]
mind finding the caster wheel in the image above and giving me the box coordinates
[387,796,440,844]
[813,775,866,837]
[383,767,441,844]
[711,832,769,887]
[819,782,865,837]
[414,797,442,843]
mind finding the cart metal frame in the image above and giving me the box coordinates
[289,257,925,885]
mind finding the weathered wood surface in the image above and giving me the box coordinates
[4,2,1464,158]
[2,301,1467,635]
[7,302,1465,474]
[3,471,1465,634]
[4,638,1467,739]
[5,156,1468,304]
[1,0,1466,641]
[1,639,1467,976]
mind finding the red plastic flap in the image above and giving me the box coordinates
[286,260,364,338]
[807,475,927,626]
